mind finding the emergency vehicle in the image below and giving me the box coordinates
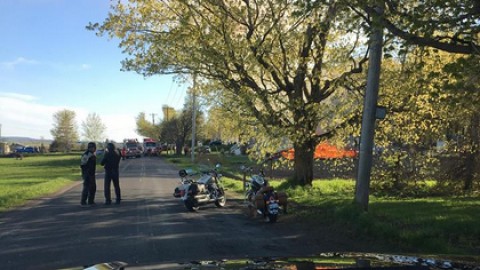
[143,138,159,156]
[123,139,142,158]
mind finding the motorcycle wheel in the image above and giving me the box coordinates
[184,197,199,211]
[214,188,226,207]
[267,213,278,223]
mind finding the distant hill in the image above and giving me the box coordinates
[0,136,53,145]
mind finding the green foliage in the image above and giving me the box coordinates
[90,0,370,185]
[81,112,107,142]
[136,112,161,139]
[374,49,480,194]
[158,91,205,154]
[375,0,480,55]
[50,109,79,152]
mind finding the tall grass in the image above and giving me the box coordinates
[0,154,83,212]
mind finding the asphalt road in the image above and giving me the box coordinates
[0,157,330,270]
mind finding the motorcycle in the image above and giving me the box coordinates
[173,164,226,211]
[241,166,287,223]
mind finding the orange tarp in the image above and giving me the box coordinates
[280,142,357,160]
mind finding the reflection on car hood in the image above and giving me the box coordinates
[73,252,480,270]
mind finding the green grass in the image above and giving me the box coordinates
[366,197,480,254]
[247,178,479,255]
[165,153,480,257]
[0,153,86,212]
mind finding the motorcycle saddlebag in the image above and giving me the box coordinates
[189,183,199,195]
[188,183,206,195]
[254,193,265,210]
[276,191,288,206]
[173,187,181,198]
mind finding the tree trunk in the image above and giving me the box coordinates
[463,113,479,192]
[463,151,474,192]
[293,139,316,186]
[175,138,184,155]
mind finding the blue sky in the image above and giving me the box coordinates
[0,0,188,142]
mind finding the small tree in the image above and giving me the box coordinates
[160,91,204,155]
[50,109,79,152]
[81,113,106,143]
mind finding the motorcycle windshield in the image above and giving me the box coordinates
[197,174,212,184]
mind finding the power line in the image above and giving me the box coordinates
[174,84,187,109]
[171,83,181,108]
[165,79,175,106]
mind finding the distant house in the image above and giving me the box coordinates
[0,143,11,154]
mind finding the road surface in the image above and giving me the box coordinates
[0,157,354,270]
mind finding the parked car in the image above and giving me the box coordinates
[15,146,37,153]
[209,140,222,147]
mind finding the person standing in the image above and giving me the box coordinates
[101,143,122,205]
[80,142,97,207]
[121,146,126,160]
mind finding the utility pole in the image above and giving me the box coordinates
[150,113,157,125]
[354,3,384,211]
[191,74,197,162]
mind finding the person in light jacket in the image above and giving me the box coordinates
[80,142,97,207]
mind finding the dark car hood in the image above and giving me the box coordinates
[72,252,480,270]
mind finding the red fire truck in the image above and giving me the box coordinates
[123,139,142,159]
[143,138,159,156]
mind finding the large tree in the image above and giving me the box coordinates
[81,113,106,143]
[90,0,368,185]
[50,109,79,152]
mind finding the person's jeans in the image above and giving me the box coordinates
[104,170,121,203]
[81,174,96,204]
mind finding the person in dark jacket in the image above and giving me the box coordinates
[101,142,122,205]
[80,142,97,207]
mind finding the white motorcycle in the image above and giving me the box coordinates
[173,164,226,211]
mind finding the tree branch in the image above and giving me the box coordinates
[364,6,480,55]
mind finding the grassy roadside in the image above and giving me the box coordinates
[165,153,480,258]
[0,153,96,212]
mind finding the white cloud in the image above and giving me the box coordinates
[0,57,38,70]
[101,114,141,142]
[0,92,56,139]
[0,92,141,142]
[1,58,93,73]
[0,92,37,101]
[0,92,87,140]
